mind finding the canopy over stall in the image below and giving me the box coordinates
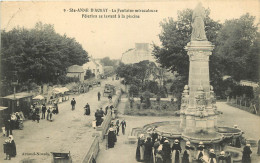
[33,95,45,100]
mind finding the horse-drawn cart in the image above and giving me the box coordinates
[103,84,115,97]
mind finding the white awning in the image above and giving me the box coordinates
[33,95,45,100]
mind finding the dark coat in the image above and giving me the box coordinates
[71,100,76,105]
[242,146,252,163]
[217,156,227,163]
[4,140,16,157]
[162,142,171,160]
[108,131,116,148]
[144,140,153,163]
[42,105,47,113]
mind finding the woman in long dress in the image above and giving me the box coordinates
[136,134,145,161]
[4,135,16,160]
[182,141,194,163]
[144,137,153,163]
[107,128,116,148]
[171,139,181,163]
[208,149,217,163]
[139,135,146,161]
[242,144,252,163]
[197,142,207,163]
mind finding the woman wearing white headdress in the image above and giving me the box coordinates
[4,135,16,160]
[156,144,163,163]
[136,134,145,162]
[197,141,208,163]
[171,139,181,163]
[108,128,116,148]
[208,149,217,163]
[182,141,194,163]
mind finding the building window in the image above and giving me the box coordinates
[97,69,99,73]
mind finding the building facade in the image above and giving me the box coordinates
[66,65,85,82]
[82,58,104,79]
[121,43,156,64]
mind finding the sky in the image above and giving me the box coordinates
[1,0,259,59]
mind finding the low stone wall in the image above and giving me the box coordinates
[96,110,112,141]
[82,89,122,163]
[82,136,100,163]
[96,89,122,140]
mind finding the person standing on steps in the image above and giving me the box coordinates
[71,98,76,110]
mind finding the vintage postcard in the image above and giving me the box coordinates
[0,0,259,163]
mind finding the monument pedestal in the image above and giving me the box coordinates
[181,40,219,138]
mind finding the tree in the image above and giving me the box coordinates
[215,13,259,82]
[100,57,118,67]
[153,8,222,98]
[1,22,89,87]
[153,8,221,78]
[85,69,95,79]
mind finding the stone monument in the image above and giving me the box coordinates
[135,3,243,159]
[180,2,222,143]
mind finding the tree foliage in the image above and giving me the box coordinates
[215,13,259,82]
[153,9,222,79]
[99,57,118,67]
[153,8,222,98]
[1,22,89,85]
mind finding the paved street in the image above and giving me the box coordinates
[96,102,260,163]
[0,77,120,162]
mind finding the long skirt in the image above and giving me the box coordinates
[257,140,260,155]
[136,146,141,161]
[140,145,145,161]
[172,150,180,163]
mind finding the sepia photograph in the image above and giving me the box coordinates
[0,0,259,162]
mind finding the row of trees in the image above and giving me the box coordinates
[1,22,89,96]
[153,9,259,100]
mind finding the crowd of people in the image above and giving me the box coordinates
[2,112,24,138]
[135,130,254,163]
[30,103,59,123]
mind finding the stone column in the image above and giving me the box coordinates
[184,41,214,132]
[185,41,214,107]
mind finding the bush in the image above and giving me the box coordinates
[129,85,139,97]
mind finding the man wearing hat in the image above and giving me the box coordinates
[171,139,182,163]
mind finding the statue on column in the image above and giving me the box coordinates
[191,2,207,41]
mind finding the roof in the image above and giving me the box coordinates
[67,65,84,73]
[0,106,8,110]
[82,58,102,70]
[33,95,45,100]
[53,87,70,94]
[1,92,33,100]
